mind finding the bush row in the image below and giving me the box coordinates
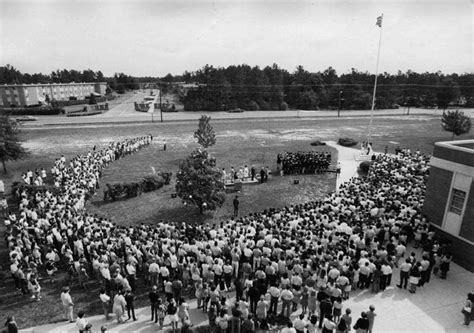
[0,107,64,115]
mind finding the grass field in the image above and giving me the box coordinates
[0,114,470,328]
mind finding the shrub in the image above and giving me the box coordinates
[247,100,259,111]
[280,102,289,111]
[0,107,63,116]
[257,99,271,110]
[310,140,326,146]
[338,137,358,147]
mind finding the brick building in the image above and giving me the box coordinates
[0,82,107,107]
[423,139,474,271]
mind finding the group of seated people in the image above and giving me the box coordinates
[277,152,332,175]
[4,135,454,332]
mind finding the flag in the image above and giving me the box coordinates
[376,15,383,27]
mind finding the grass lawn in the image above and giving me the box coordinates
[0,114,470,329]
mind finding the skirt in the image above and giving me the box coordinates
[167,314,179,323]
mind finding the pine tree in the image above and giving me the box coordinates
[194,115,216,148]
[0,114,28,173]
[175,148,225,214]
[441,110,471,140]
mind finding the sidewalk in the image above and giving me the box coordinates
[22,144,474,333]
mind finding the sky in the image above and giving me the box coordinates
[0,0,472,77]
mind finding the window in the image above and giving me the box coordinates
[449,189,466,215]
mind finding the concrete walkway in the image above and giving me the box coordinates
[22,144,474,333]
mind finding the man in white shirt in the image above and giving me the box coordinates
[268,284,280,315]
[281,322,297,333]
[280,286,294,318]
[76,311,91,332]
[148,260,160,286]
[61,286,74,322]
[99,289,111,320]
[293,314,308,333]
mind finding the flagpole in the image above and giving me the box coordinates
[367,14,383,146]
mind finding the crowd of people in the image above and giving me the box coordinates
[3,135,468,332]
[5,135,153,303]
[277,152,332,175]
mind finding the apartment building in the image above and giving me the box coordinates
[0,82,107,106]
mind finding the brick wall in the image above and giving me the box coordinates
[423,166,452,226]
[434,145,474,167]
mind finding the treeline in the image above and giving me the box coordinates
[0,64,106,84]
[176,64,474,111]
[0,65,140,95]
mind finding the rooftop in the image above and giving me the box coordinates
[435,139,474,153]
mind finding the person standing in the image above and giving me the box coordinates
[178,298,191,326]
[76,311,92,333]
[149,285,160,323]
[4,316,18,333]
[280,286,294,318]
[255,295,269,324]
[260,168,265,184]
[353,312,369,333]
[125,289,138,321]
[293,313,308,333]
[319,297,333,329]
[397,259,412,290]
[233,196,239,217]
[268,283,281,315]
[409,263,421,294]
[365,305,377,333]
[338,308,352,333]
[99,289,111,320]
[61,286,74,323]
[251,166,256,181]
[113,290,126,323]
[440,254,452,279]
[462,292,473,326]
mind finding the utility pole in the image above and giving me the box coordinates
[337,90,343,117]
[159,82,163,123]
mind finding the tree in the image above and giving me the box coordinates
[194,115,216,148]
[175,148,225,213]
[436,78,460,111]
[441,110,471,140]
[0,115,28,173]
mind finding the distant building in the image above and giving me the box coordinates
[177,82,205,97]
[0,82,107,107]
[423,139,474,271]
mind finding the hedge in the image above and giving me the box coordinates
[310,140,326,146]
[0,107,63,116]
[66,110,103,117]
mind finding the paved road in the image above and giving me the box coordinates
[19,98,474,128]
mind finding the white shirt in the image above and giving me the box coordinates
[100,293,110,303]
[61,292,73,306]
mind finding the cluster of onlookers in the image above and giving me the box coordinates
[5,135,153,307]
[4,135,468,332]
[277,152,332,175]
